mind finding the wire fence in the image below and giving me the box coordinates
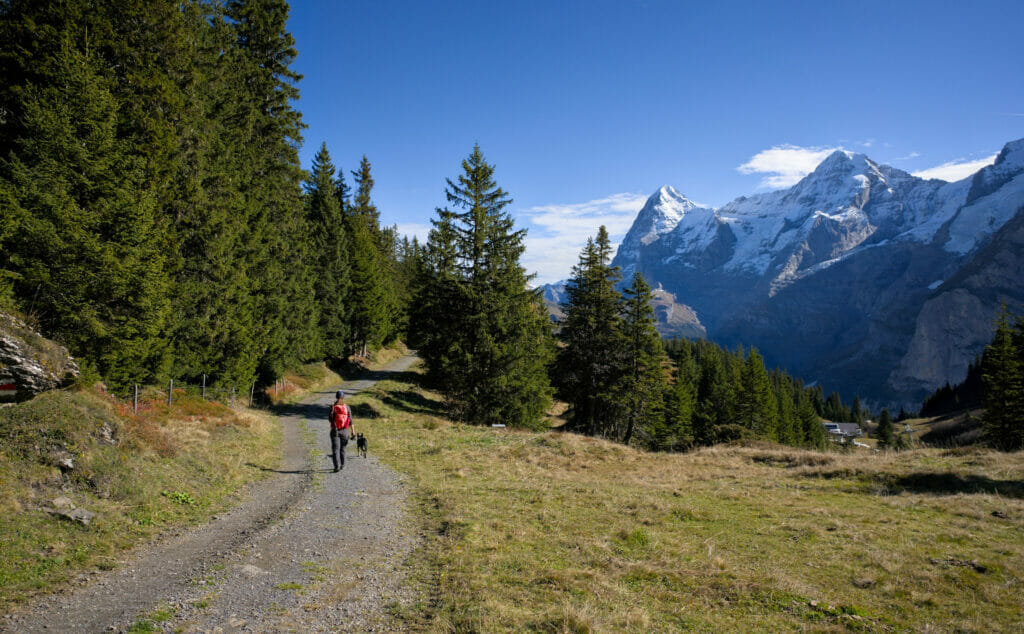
[110,375,295,414]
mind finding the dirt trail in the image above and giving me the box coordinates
[3,355,421,633]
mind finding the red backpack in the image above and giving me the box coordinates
[331,404,351,430]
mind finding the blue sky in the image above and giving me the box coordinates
[288,0,1024,284]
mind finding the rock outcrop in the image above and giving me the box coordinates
[0,312,80,401]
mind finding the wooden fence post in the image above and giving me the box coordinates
[133,384,138,414]
[249,382,255,407]
[202,374,206,399]
[168,379,173,406]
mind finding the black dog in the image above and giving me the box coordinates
[355,433,368,458]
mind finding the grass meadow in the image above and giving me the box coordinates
[355,365,1024,632]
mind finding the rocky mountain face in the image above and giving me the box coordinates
[612,138,1024,408]
[540,277,706,339]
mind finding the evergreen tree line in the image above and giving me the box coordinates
[0,0,405,392]
[915,305,1023,450]
[919,359,983,418]
[554,227,832,451]
[405,155,872,451]
[977,307,1023,450]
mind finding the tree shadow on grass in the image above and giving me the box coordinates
[350,402,381,419]
[799,469,1024,498]
[886,472,1024,498]
[377,390,444,416]
[361,369,423,387]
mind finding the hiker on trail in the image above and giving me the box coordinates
[329,390,355,472]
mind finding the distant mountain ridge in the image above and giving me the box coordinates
[612,138,1024,408]
[538,278,705,340]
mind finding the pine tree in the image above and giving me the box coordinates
[851,397,865,426]
[348,218,389,355]
[346,156,391,355]
[797,391,826,448]
[223,0,311,384]
[304,143,350,359]
[556,227,626,437]
[773,378,797,445]
[618,273,668,445]
[876,408,895,449]
[408,210,461,387]
[411,145,552,427]
[0,35,172,389]
[981,307,1024,450]
[658,345,697,450]
[693,344,730,445]
[350,156,381,228]
[737,349,778,439]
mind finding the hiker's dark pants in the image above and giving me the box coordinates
[330,428,350,470]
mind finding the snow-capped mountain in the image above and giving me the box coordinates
[613,138,1024,407]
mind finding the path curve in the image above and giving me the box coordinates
[3,355,420,633]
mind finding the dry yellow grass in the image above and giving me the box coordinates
[354,370,1024,632]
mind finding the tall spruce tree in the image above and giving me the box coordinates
[773,377,798,445]
[618,273,668,445]
[876,408,895,449]
[659,351,697,450]
[412,146,552,427]
[224,0,311,382]
[692,344,730,444]
[556,227,626,437]
[737,349,778,439]
[797,391,826,448]
[408,210,460,386]
[0,35,172,388]
[304,143,350,359]
[346,156,391,354]
[981,307,1024,450]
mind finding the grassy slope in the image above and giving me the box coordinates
[353,366,1024,632]
[0,384,283,612]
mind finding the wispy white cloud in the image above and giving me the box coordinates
[912,154,997,182]
[892,151,921,161]
[737,144,842,189]
[519,192,649,285]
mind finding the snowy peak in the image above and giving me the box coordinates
[615,137,1024,281]
[963,138,1024,206]
[996,138,1024,168]
[619,185,710,254]
[647,185,703,221]
[813,149,859,175]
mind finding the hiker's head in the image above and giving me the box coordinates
[335,389,345,402]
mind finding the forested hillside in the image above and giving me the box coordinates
[0,0,410,394]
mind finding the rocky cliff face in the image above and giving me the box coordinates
[613,138,1024,407]
[892,209,1024,396]
[0,312,80,401]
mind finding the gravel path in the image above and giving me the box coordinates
[3,355,422,633]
